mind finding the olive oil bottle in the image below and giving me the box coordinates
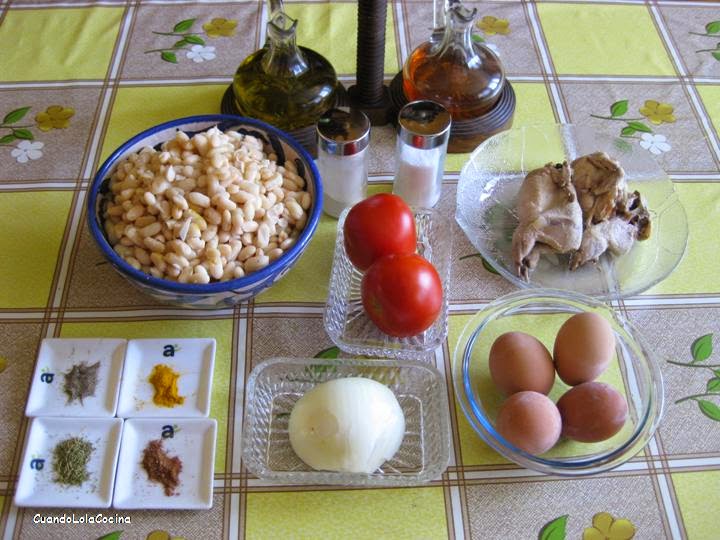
[232,8,338,131]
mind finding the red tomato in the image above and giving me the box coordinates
[343,193,417,271]
[361,253,443,337]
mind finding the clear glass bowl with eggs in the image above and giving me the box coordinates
[242,357,451,485]
[452,288,664,476]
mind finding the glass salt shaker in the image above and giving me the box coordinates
[392,100,451,208]
[316,108,371,218]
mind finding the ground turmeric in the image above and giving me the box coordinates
[148,363,185,407]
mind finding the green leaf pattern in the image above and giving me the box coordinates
[591,98,672,152]
[3,106,30,125]
[184,35,206,45]
[1,105,70,161]
[161,51,178,64]
[538,515,567,540]
[706,21,720,35]
[145,16,233,64]
[698,400,720,422]
[459,253,501,275]
[173,18,196,33]
[610,100,628,117]
[13,128,33,140]
[314,346,340,359]
[691,21,720,61]
[482,257,500,275]
[691,334,713,363]
[96,532,123,540]
[672,333,720,423]
[627,121,652,133]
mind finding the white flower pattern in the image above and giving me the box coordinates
[186,45,216,63]
[10,140,44,163]
[639,133,671,155]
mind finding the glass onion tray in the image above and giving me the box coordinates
[324,208,452,361]
[242,357,451,486]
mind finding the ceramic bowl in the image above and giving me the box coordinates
[87,115,322,308]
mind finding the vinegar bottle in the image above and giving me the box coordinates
[403,1,505,120]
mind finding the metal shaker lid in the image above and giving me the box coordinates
[317,108,371,156]
[397,100,452,149]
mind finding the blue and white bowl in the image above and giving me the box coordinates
[87,115,323,308]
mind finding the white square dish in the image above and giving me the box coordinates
[116,339,215,418]
[113,418,216,509]
[25,338,126,417]
[14,417,124,508]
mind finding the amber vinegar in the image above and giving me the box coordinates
[402,2,504,121]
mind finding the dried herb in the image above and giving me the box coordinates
[63,361,100,405]
[142,439,182,496]
[52,436,94,486]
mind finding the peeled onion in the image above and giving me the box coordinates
[288,377,405,473]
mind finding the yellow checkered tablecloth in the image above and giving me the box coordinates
[1,1,719,539]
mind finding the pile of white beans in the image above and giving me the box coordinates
[102,127,311,284]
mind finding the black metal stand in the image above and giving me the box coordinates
[347,0,392,125]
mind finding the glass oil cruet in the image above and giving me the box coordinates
[232,0,338,131]
[402,0,505,120]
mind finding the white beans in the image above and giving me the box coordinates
[192,264,210,284]
[286,199,304,221]
[257,223,270,248]
[140,222,162,237]
[242,221,259,233]
[103,126,311,282]
[188,192,210,208]
[245,254,269,273]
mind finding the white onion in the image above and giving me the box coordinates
[288,377,405,474]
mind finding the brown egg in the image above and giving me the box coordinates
[495,391,562,454]
[554,312,615,386]
[557,382,628,443]
[489,332,555,396]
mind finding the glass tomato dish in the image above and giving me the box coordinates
[324,208,452,361]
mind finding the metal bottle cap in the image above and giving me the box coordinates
[397,100,452,150]
[317,108,371,156]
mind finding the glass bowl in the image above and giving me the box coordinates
[324,208,452,361]
[452,288,664,476]
[242,357,450,486]
[456,124,688,300]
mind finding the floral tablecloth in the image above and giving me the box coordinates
[1,1,719,539]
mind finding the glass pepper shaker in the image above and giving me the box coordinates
[316,108,371,218]
[392,100,451,208]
